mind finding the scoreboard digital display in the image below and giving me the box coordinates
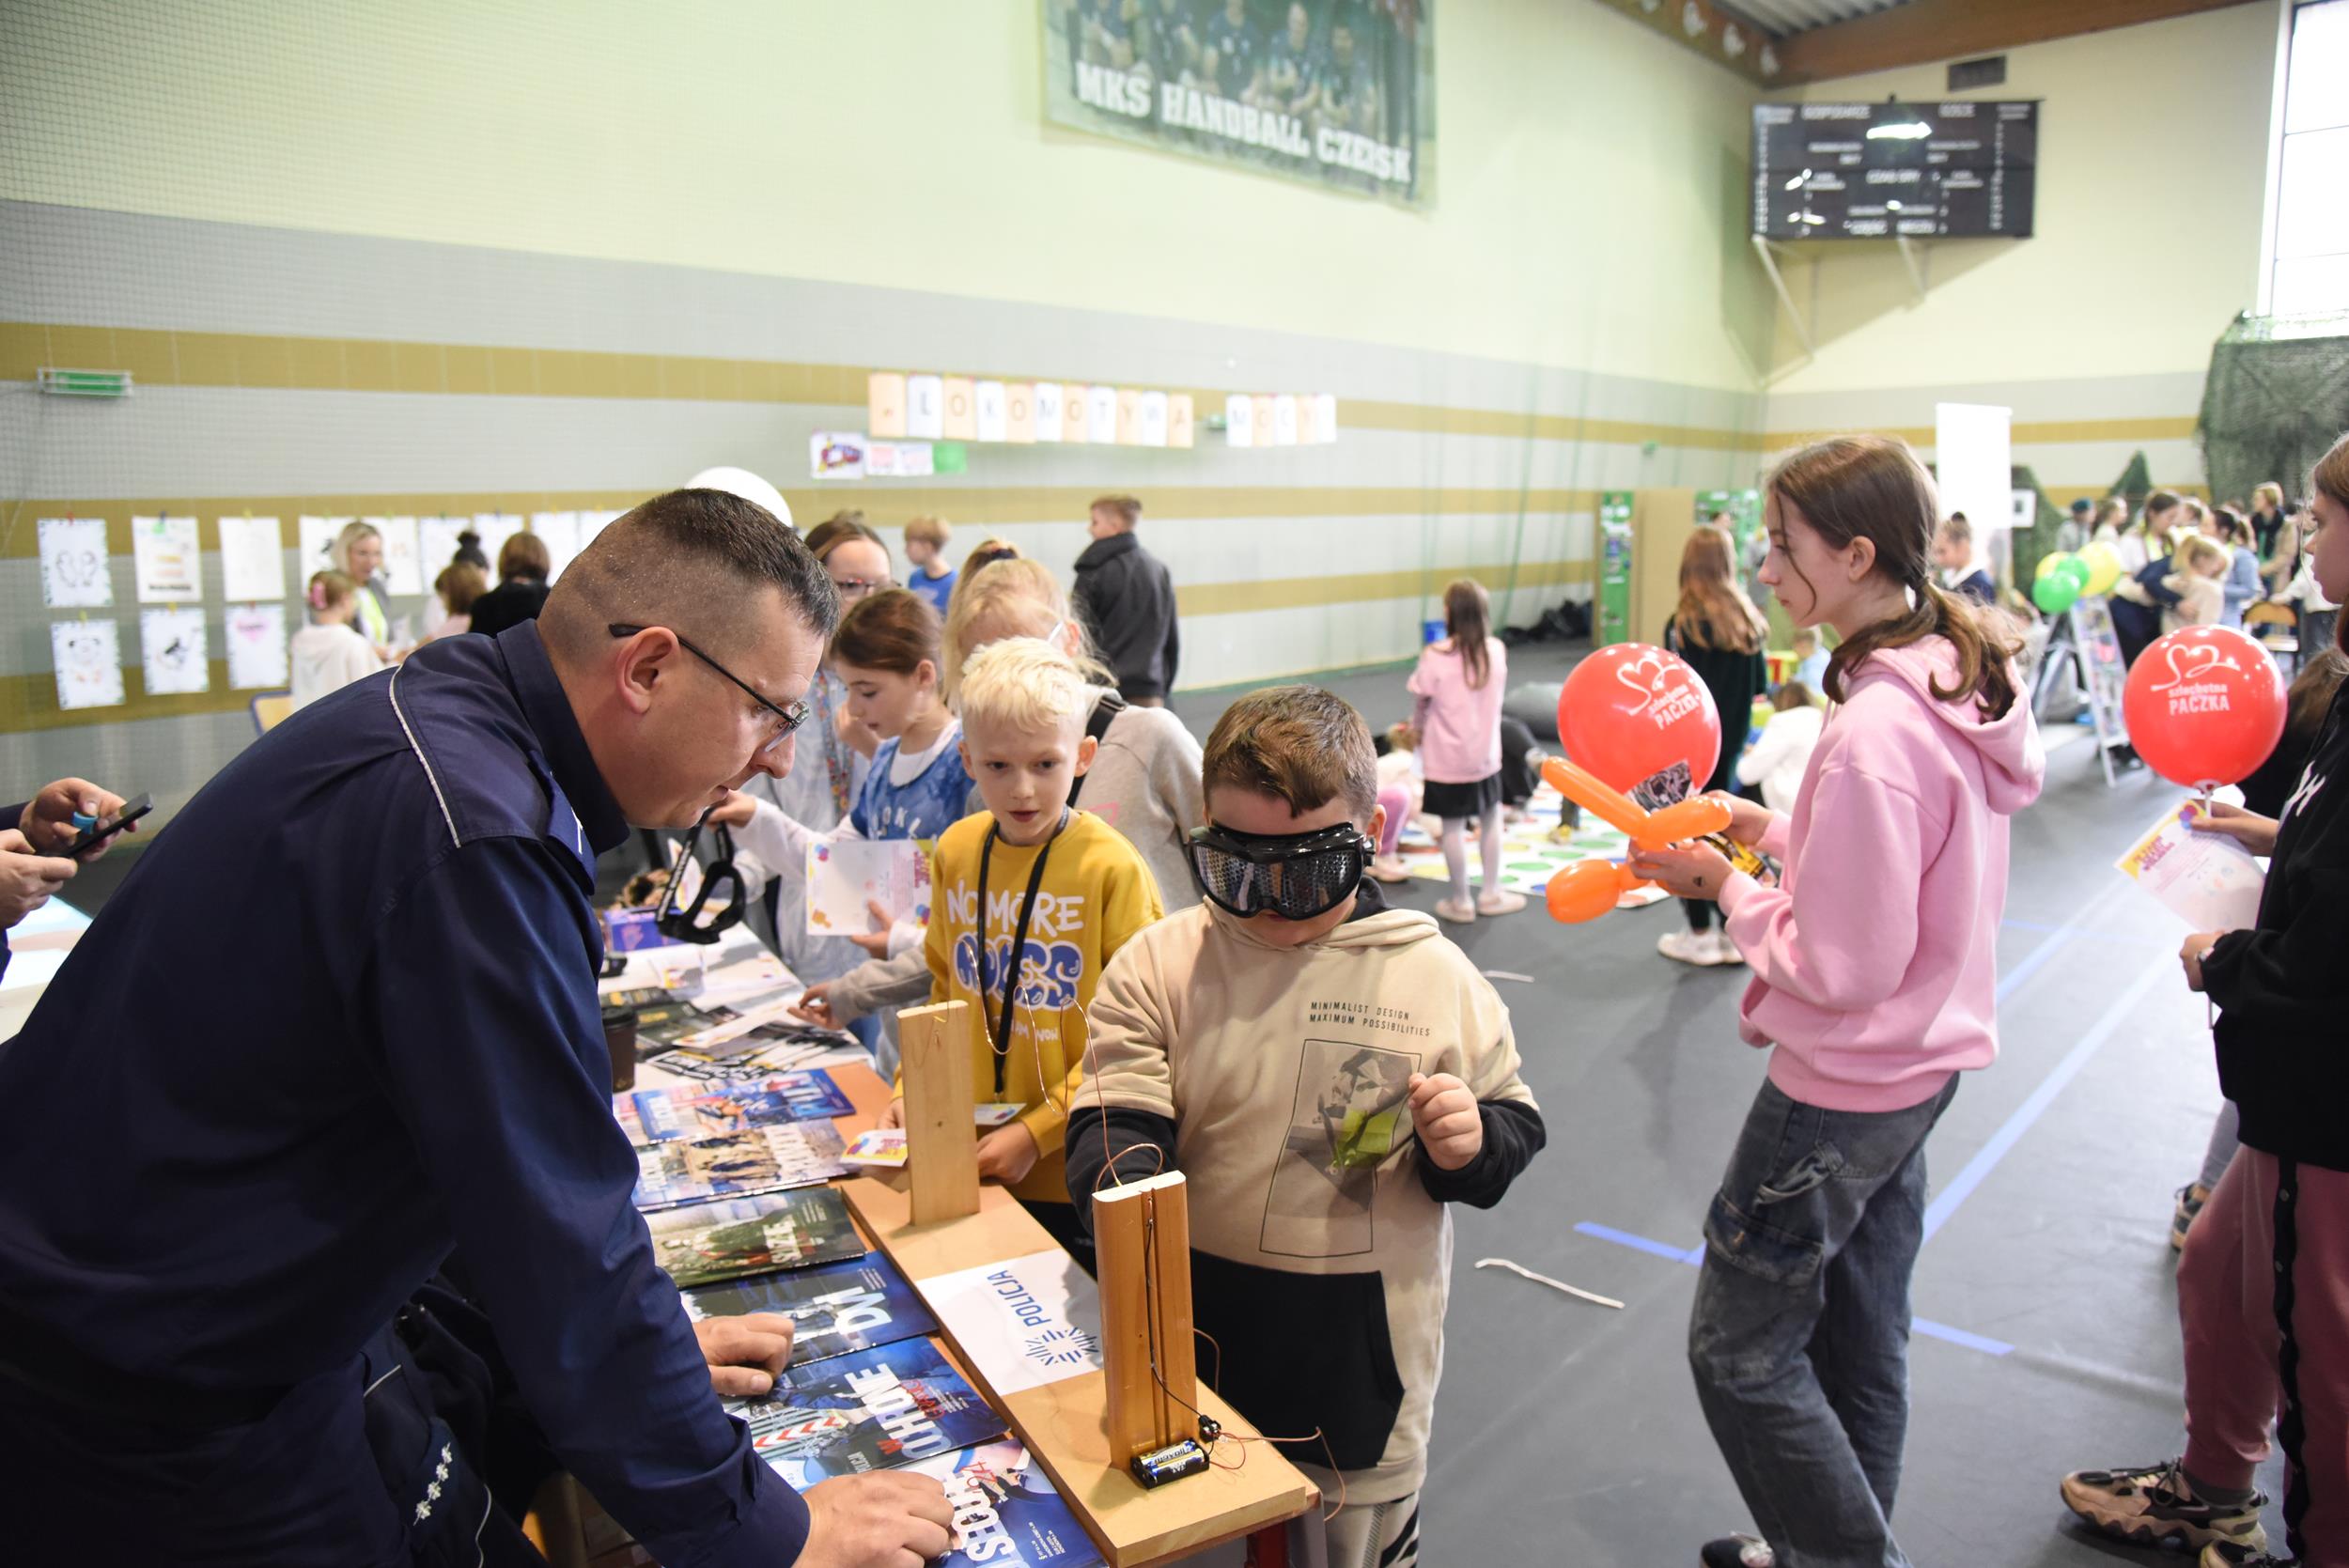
[1752,101,2038,241]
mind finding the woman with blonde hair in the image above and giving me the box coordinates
[1657,526,1771,967]
[329,520,394,658]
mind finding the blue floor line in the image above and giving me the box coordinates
[1572,1221,2015,1355]
[1921,956,2175,1243]
[1994,924,2077,1004]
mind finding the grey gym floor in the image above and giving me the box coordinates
[50,641,2270,1565]
[1175,644,2279,1567]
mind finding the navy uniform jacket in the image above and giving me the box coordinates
[0,624,808,1566]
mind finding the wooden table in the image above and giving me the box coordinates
[827,1064,1317,1568]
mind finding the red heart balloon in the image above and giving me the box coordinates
[1557,643,1723,793]
[2121,626,2287,789]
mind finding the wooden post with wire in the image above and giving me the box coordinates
[1095,1172,1208,1485]
[899,1001,980,1225]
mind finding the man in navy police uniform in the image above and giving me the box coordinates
[0,491,952,1567]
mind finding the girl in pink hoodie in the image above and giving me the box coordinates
[1634,436,2045,1568]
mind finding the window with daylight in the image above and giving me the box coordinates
[2271,0,2349,314]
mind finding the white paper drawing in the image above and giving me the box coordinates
[804,839,931,937]
[218,516,288,602]
[418,516,473,579]
[531,512,582,582]
[226,602,291,690]
[51,619,125,709]
[39,518,113,609]
[378,515,424,596]
[132,515,204,605]
[141,608,211,695]
[906,374,945,440]
[298,515,348,577]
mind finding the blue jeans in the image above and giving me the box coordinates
[1688,1076,1960,1568]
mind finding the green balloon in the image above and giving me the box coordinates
[2035,551,2067,581]
[2033,571,2082,614]
[2057,556,2093,589]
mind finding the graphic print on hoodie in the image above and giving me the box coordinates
[1717,635,2046,1112]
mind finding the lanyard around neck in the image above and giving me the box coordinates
[972,808,1068,1096]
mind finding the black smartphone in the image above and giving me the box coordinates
[61,794,151,857]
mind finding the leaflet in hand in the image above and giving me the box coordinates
[633,1123,850,1210]
[908,1441,1104,1568]
[684,1251,939,1365]
[807,838,931,937]
[2116,801,2265,931]
[726,1341,1005,1483]
[645,1188,863,1287]
[844,1128,910,1168]
[626,1072,855,1145]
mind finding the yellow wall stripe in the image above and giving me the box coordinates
[0,487,1610,558]
[1762,416,2201,451]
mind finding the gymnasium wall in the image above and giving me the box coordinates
[1758,3,2282,503]
[0,0,1772,815]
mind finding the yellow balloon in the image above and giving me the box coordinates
[2080,540,2124,597]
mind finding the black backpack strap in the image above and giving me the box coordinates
[1067,691,1128,806]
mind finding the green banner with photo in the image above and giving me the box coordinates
[1045,1,1434,209]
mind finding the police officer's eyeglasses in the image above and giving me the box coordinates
[608,623,810,757]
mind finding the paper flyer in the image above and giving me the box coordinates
[806,838,931,937]
[39,517,113,608]
[297,515,347,575]
[132,514,203,604]
[843,1128,909,1168]
[418,516,473,579]
[51,619,125,709]
[141,608,211,694]
[2116,801,2265,931]
[376,515,424,596]
[916,1248,1103,1397]
[226,602,291,689]
[218,515,288,602]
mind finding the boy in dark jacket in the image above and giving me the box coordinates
[1072,494,1179,706]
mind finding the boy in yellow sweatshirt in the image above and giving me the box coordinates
[1068,686,1544,1568]
[887,636,1163,1264]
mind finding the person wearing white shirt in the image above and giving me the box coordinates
[289,571,385,710]
[1736,683,1827,815]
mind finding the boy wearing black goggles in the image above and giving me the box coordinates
[1069,686,1546,1567]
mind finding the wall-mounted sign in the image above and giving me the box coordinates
[1043,0,1433,210]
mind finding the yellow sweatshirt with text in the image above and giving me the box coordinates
[913,809,1164,1204]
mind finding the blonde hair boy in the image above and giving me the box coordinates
[889,636,1165,1258]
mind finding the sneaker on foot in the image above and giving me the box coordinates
[2172,1183,2211,1251]
[1434,897,1476,924]
[1658,929,1723,966]
[1365,854,1411,884]
[2061,1459,2267,1554]
[1476,888,1528,915]
[1707,930,1746,966]
[2201,1543,2293,1567]
[1700,1537,1773,1568]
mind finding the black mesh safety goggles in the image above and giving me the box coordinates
[1187,820,1372,922]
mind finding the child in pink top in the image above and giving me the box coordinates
[1407,580,1520,924]
[1633,436,2044,1568]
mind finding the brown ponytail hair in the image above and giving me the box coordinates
[2310,431,2349,652]
[1766,435,2020,721]
[1442,578,1492,689]
[831,586,941,680]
